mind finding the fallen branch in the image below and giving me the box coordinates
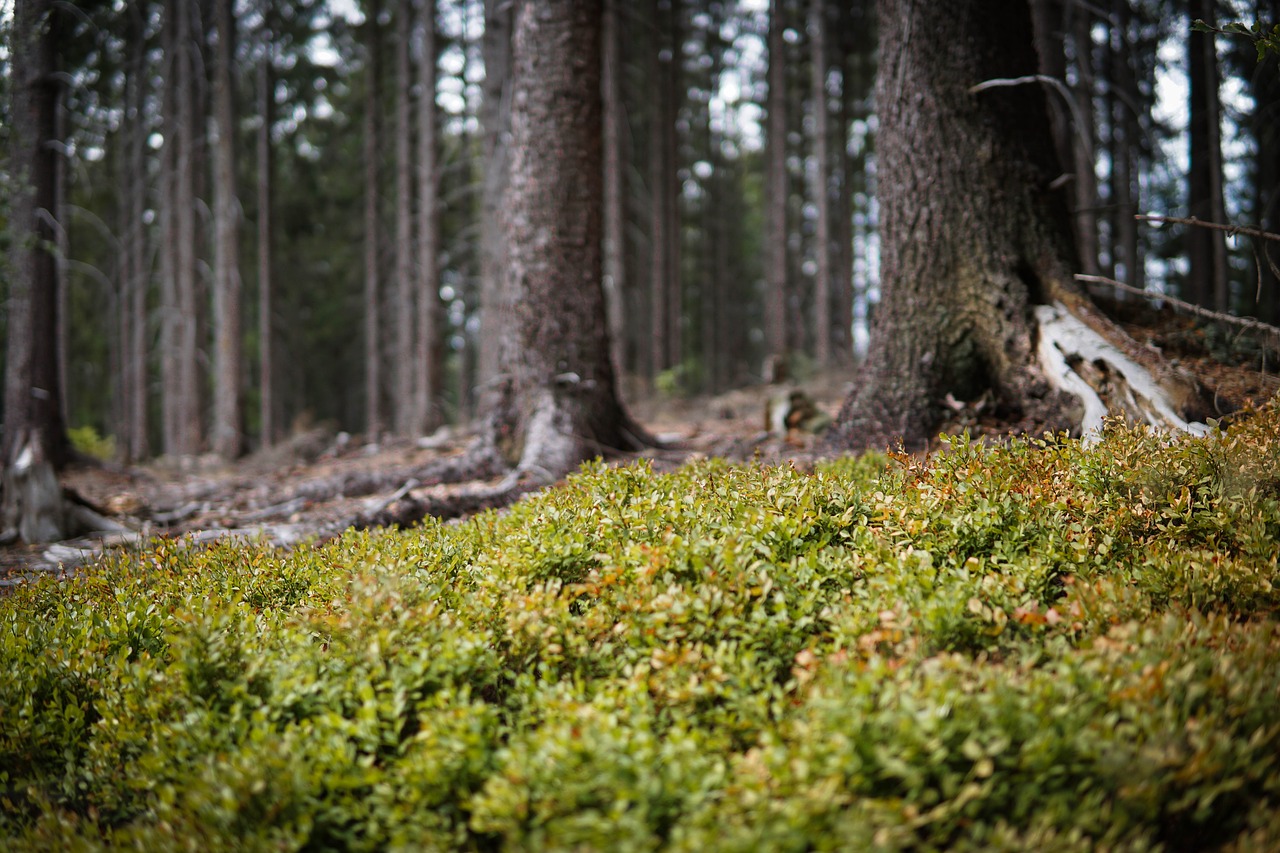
[1074,273,1280,351]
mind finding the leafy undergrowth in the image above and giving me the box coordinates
[3,407,1279,851]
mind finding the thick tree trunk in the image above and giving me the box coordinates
[212,0,242,459]
[482,0,643,480]
[827,0,1081,452]
[364,0,384,440]
[415,0,443,433]
[4,0,69,543]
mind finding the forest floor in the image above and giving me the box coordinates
[3,297,1278,586]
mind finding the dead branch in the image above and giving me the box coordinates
[1135,214,1280,243]
[1075,273,1280,351]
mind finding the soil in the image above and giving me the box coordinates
[3,300,1277,587]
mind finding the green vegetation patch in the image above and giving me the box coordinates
[3,406,1279,850]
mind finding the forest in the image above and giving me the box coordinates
[3,0,1280,848]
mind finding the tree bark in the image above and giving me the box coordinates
[1068,3,1101,278]
[212,0,242,459]
[649,0,682,380]
[1188,0,1230,311]
[810,0,833,369]
[364,0,384,440]
[763,0,790,379]
[394,0,416,435]
[827,0,1081,452]
[1254,0,1280,325]
[602,0,628,380]
[4,0,69,542]
[415,0,443,433]
[477,0,514,393]
[257,0,276,449]
[482,0,644,480]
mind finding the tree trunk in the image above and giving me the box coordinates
[482,0,643,480]
[649,0,682,380]
[827,0,1082,452]
[364,0,384,441]
[257,0,276,449]
[477,0,514,393]
[4,0,69,543]
[602,0,627,380]
[212,0,242,459]
[1188,0,1229,311]
[120,0,150,462]
[415,0,443,433]
[1254,0,1280,325]
[810,0,833,369]
[1068,4,1101,278]
[763,0,790,380]
[394,0,416,435]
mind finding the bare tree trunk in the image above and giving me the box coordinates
[649,0,681,380]
[764,0,790,379]
[211,0,242,459]
[4,0,69,543]
[127,2,150,462]
[810,0,833,369]
[256,0,275,448]
[1254,0,1280,325]
[1069,4,1101,278]
[477,0,514,394]
[415,0,443,433]
[169,0,202,456]
[1188,0,1229,311]
[393,0,417,435]
[364,0,384,441]
[602,0,627,380]
[483,0,644,479]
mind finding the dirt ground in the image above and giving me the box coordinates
[3,300,1277,587]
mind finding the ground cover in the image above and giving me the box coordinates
[2,402,1278,850]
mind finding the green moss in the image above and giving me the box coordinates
[2,405,1279,850]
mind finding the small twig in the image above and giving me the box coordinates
[1135,214,1280,243]
[1074,273,1280,349]
[968,75,1086,147]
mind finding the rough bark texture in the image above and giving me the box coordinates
[4,0,69,542]
[482,0,642,480]
[827,0,1080,452]
[212,0,242,459]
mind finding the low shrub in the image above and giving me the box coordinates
[2,404,1278,849]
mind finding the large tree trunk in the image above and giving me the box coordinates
[363,0,384,441]
[415,0,443,434]
[4,0,70,543]
[482,0,643,481]
[211,0,242,459]
[827,0,1088,452]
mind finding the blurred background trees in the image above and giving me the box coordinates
[1,0,1275,464]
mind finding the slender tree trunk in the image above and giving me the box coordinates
[211,0,242,458]
[1188,0,1229,310]
[649,0,681,380]
[4,0,69,542]
[257,1,275,448]
[364,0,384,441]
[119,2,150,462]
[828,0,1079,451]
[173,0,202,455]
[415,0,443,433]
[1110,0,1142,291]
[810,0,833,369]
[394,0,416,435]
[477,0,514,394]
[483,0,642,479]
[602,0,627,380]
[1254,0,1280,325]
[1069,4,1101,277]
[764,0,790,379]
